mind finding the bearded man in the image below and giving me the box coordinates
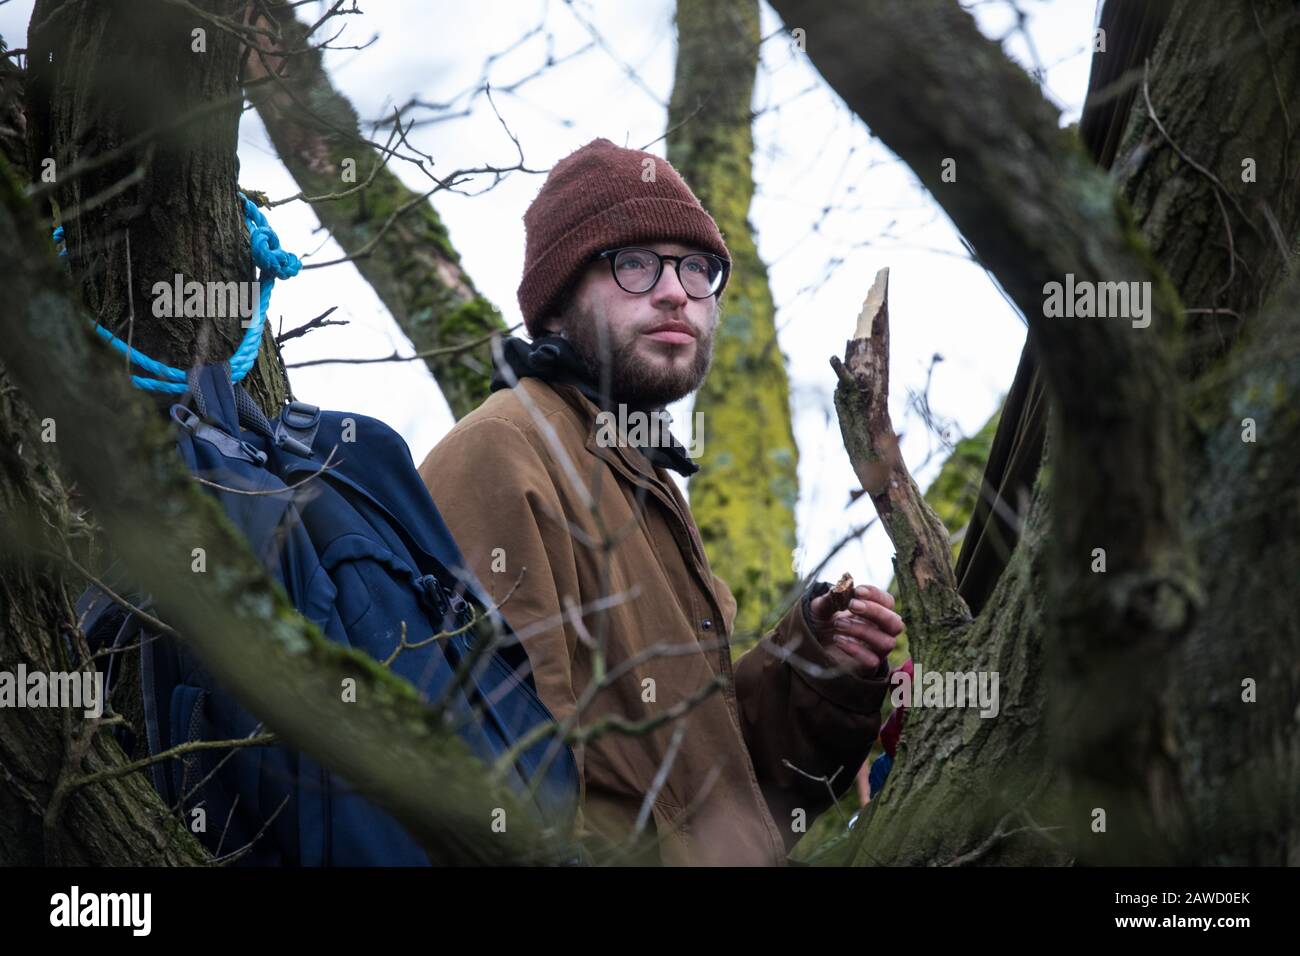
[418,138,903,865]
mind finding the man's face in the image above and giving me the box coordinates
[547,240,721,408]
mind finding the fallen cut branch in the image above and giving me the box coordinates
[831,268,971,648]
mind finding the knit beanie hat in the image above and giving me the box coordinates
[517,137,731,337]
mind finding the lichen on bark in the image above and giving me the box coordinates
[667,0,800,642]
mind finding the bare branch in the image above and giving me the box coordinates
[830,268,971,645]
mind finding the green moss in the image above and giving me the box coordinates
[923,408,1002,562]
[1112,190,1187,341]
[868,406,1002,683]
[666,0,801,639]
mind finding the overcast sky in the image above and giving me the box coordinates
[1,0,1100,590]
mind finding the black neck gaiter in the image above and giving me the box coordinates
[490,335,700,477]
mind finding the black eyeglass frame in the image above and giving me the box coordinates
[592,246,731,299]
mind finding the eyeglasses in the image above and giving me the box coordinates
[593,247,730,299]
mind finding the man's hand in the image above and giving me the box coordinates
[807,583,904,678]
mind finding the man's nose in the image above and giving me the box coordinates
[650,261,690,307]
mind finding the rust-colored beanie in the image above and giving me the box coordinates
[517,137,730,337]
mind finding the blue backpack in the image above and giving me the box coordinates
[76,362,579,865]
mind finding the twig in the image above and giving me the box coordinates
[284,325,519,368]
[631,723,689,837]
[208,795,291,866]
[782,761,848,826]
[265,108,403,208]
[57,551,180,640]
[192,445,342,496]
[173,722,267,814]
[274,306,344,344]
[66,733,278,792]
[381,609,484,669]
[1142,60,1260,240]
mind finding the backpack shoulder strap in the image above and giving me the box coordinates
[185,364,242,434]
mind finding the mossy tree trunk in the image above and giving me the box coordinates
[772,0,1300,866]
[243,1,507,420]
[1,0,278,865]
[668,0,800,641]
[0,349,208,865]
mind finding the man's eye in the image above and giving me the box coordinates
[617,255,653,271]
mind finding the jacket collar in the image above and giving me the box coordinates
[491,335,700,477]
[501,371,725,632]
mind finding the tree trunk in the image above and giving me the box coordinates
[244,1,507,420]
[0,1,243,863]
[25,0,287,414]
[0,353,210,865]
[668,0,801,640]
[882,404,1002,670]
[772,0,1300,866]
[2,1,549,866]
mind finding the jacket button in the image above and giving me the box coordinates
[701,619,712,631]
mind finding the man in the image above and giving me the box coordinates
[418,138,903,865]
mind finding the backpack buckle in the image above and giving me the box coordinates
[172,404,267,466]
[282,400,320,430]
[275,400,321,458]
[171,404,201,431]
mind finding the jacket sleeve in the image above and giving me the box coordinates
[417,415,587,803]
[730,585,891,849]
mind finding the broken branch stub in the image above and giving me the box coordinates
[830,268,971,644]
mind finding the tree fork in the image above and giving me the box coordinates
[775,0,1203,863]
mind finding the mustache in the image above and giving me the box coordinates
[639,317,707,337]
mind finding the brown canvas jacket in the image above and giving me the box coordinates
[417,377,890,865]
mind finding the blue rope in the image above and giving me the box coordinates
[54,193,300,393]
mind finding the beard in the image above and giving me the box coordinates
[557,297,716,408]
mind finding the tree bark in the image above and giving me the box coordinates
[243,1,507,420]
[0,356,209,865]
[0,158,547,867]
[668,0,800,640]
[0,6,222,864]
[3,2,552,865]
[772,0,1300,865]
[26,0,287,415]
[832,269,972,639]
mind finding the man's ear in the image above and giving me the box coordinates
[540,288,576,336]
